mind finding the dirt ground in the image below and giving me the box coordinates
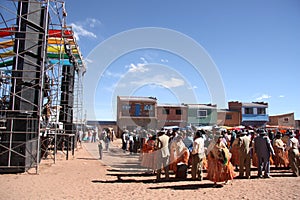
[0,139,299,200]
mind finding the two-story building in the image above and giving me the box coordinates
[116,96,157,134]
[185,104,217,126]
[217,109,240,127]
[228,101,269,128]
[267,112,295,130]
[156,104,188,128]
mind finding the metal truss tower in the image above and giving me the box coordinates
[0,0,86,173]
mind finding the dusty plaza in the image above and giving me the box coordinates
[0,140,299,200]
[1,1,300,200]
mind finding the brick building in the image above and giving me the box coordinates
[228,101,269,128]
[156,104,188,128]
[268,112,295,129]
[116,96,157,134]
[217,109,240,127]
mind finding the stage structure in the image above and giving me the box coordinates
[0,0,86,173]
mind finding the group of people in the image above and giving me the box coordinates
[230,129,300,178]
[137,127,300,185]
[139,128,235,184]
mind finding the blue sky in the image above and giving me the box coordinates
[64,0,300,120]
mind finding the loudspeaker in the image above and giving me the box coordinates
[59,107,73,123]
[1,0,47,173]
[9,0,47,113]
[0,115,38,173]
[59,65,75,123]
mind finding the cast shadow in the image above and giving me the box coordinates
[76,157,100,161]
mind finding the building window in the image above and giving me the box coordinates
[257,108,266,115]
[197,110,207,118]
[284,118,289,122]
[245,108,253,114]
[122,104,131,110]
[226,114,232,120]
[176,109,182,115]
[162,108,170,115]
[144,104,153,111]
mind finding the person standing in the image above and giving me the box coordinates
[254,130,275,178]
[173,136,190,179]
[287,131,300,177]
[155,130,170,181]
[91,130,97,143]
[98,139,104,160]
[238,131,251,179]
[104,129,111,151]
[273,132,288,168]
[121,130,129,153]
[230,132,241,171]
[207,135,235,185]
[128,133,134,155]
[191,130,206,181]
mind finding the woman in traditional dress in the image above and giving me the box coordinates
[230,132,241,170]
[273,132,289,168]
[173,136,190,178]
[207,135,236,185]
[140,135,156,173]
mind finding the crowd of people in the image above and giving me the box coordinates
[120,127,300,185]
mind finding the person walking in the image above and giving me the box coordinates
[155,130,170,181]
[191,130,206,181]
[254,130,275,178]
[238,131,251,179]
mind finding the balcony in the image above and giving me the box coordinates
[242,114,269,122]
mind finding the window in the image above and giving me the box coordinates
[176,109,182,115]
[284,118,289,122]
[162,108,170,115]
[226,114,232,120]
[197,110,207,118]
[122,104,131,110]
[245,108,253,114]
[144,104,153,111]
[257,108,266,115]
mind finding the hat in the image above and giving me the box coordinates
[289,132,296,138]
[240,131,248,135]
[258,129,267,135]
[275,132,282,137]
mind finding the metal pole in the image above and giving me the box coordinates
[36,0,50,174]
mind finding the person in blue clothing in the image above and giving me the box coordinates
[183,131,194,152]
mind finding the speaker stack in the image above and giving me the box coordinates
[0,0,47,173]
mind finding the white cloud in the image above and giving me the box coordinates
[70,23,97,41]
[279,95,285,98]
[104,70,124,78]
[128,63,149,73]
[85,18,101,28]
[161,59,169,63]
[161,77,184,88]
[140,57,148,64]
[256,94,271,101]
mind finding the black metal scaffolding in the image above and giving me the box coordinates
[0,0,86,173]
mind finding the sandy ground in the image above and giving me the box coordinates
[0,139,299,200]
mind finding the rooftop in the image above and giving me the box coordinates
[242,102,268,108]
[118,96,157,102]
